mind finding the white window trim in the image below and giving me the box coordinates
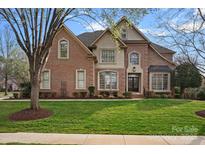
[40,69,51,90]
[149,72,171,92]
[75,69,86,90]
[128,51,140,66]
[98,70,119,91]
[100,48,116,64]
[58,38,69,59]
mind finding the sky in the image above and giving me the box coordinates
[65,9,157,36]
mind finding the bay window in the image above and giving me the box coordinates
[99,71,118,90]
[151,73,169,91]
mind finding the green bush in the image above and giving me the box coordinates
[145,91,155,98]
[13,92,19,99]
[184,88,198,99]
[175,94,181,98]
[72,92,80,98]
[88,86,95,97]
[174,87,180,94]
[197,87,205,100]
[100,91,110,97]
[112,91,118,97]
[80,91,87,98]
[20,82,31,98]
[123,92,132,98]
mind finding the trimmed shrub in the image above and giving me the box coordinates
[145,91,155,98]
[13,92,19,99]
[197,87,205,100]
[20,82,31,98]
[88,86,95,97]
[184,88,198,99]
[100,91,110,97]
[112,91,118,97]
[175,94,181,98]
[72,92,80,98]
[97,95,104,99]
[174,87,180,94]
[123,92,132,98]
[80,91,87,98]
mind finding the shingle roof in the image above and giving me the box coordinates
[77,30,104,47]
[77,31,176,54]
[151,43,176,54]
[148,65,173,72]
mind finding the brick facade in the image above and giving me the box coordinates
[41,27,95,97]
[40,20,175,98]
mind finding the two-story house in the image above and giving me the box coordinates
[40,17,176,98]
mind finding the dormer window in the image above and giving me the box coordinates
[130,52,139,65]
[58,39,69,59]
[121,28,127,40]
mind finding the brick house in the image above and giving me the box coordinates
[40,17,176,98]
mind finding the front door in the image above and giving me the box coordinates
[128,73,140,92]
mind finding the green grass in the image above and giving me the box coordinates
[0,99,205,135]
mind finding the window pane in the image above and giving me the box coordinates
[78,81,84,89]
[152,73,169,91]
[100,72,105,89]
[163,74,168,90]
[42,71,49,89]
[101,50,115,63]
[77,70,85,89]
[105,73,111,89]
[130,53,139,65]
[111,72,117,89]
[78,71,84,80]
[99,71,117,90]
[60,40,68,58]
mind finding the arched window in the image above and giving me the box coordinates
[59,39,69,58]
[130,52,139,65]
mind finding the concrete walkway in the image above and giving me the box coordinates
[0,133,205,145]
[0,98,143,101]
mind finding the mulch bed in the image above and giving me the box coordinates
[195,110,205,118]
[9,108,53,121]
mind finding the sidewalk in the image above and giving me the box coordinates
[0,133,205,145]
[0,98,143,101]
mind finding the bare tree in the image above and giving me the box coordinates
[0,8,148,111]
[0,9,75,110]
[0,27,18,95]
[149,8,205,75]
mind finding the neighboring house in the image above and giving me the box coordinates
[40,17,176,98]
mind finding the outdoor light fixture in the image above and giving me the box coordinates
[132,66,136,72]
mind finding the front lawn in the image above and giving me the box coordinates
[0,99,205,135]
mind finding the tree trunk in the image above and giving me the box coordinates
[30,74,40,110]
[4,74,8,96]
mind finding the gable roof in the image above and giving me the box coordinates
[78,30,175,54]
[58,25,96,58]
[77,30,104,47]
[151,43,175,54]
[116,16,150,41]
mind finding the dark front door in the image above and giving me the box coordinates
[128,74,140,92]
